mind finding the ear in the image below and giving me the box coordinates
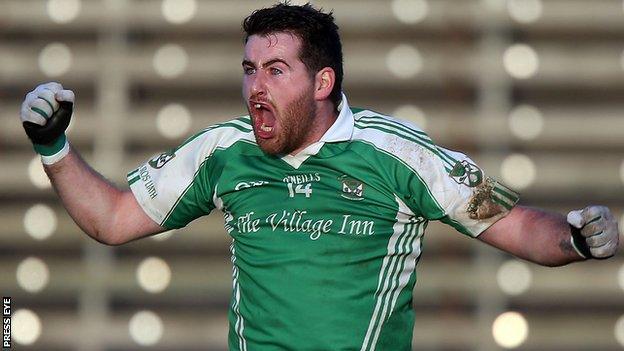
[314,67,335,101]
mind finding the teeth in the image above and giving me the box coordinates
[254,103,262,109]
[260,123,273,132]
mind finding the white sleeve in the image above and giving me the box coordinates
[127,132,215,229]
[373,115,519,237]
[431,147,520,237]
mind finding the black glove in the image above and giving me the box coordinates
[23,100,73,145]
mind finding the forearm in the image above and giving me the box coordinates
[21,82,163,244]
[512,207,585,266]
[479,206,585,267]
[44,146,125,244]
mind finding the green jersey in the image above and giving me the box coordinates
[127,95,519,351]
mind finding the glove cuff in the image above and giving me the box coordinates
[570,225,591,259]
[33,134,70,165]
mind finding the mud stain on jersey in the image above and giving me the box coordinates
[467,177,505,220]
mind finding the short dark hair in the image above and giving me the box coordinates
[243,2,344,110]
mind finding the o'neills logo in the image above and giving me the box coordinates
[149,149,176,169]
[282,172,321,185]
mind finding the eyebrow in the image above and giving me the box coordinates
[242,58,291,69]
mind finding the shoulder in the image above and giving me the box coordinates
[350,108,439,159]
[174,115,257,160]
[192,115,254,144]
[351,108,429,144]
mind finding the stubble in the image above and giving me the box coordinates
[255,89,317,156]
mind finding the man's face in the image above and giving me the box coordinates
[242,32,317,155]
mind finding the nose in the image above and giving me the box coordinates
[249,71,267,98]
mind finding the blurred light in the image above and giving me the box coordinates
[129,310,163,346]
[503,44,539,79]
[508,104,543,140]
[28,157,51,189]
[501,154,536,190]
[12,309,42,345]
[38,43,72,77]
[137,257,171,293]
[151,230,174,241]
[392,105,427,130]
[507,0,542,24]
[153,44,188,78]
[492,312,529,348]
[156,104,192,139]
[615,315,624,347]
[47,0,81,24]
[161,0,197,24]
[497,260,532,295]
[617,264,624,291]
[386,44,423,79]
[23,204,57,240]
[391,0,429,24]
[619,160,624,185]
[16,257,50,293]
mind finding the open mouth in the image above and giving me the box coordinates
[250,101,276,139]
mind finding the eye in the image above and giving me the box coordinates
[270,67,283,75]
[243,66,255,75]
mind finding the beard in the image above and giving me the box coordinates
[251,89,317,156]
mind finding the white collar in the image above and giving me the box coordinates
[280,93,353,169]
[319,93,354,143]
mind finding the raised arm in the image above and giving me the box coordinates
[44,149,164,245]
[478,205,619,266]
[20,82,164,245]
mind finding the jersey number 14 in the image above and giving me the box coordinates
[287,183,312,198]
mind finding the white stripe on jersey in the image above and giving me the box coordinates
[361,196,423,351]
[352,112,498,237]
[131,123,255,226]
[230,243,248,351]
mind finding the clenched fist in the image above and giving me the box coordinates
[21,82,74,145]
[567,205,619,259]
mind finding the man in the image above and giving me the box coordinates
[19,3,618,351]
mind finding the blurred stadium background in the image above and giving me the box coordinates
[1,0,624,350]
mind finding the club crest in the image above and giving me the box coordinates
[340,175,364,201]
[148,149,176,169]
[449,160,483,187]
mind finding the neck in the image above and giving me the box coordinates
[289,100,338,155]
